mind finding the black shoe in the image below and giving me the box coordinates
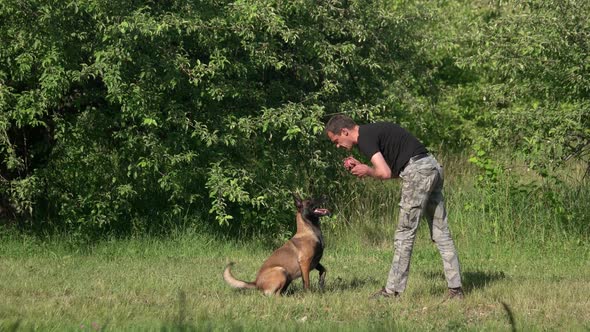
[447,287,464,300]
[369,287,399,300]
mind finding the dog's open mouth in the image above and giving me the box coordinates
[313,208,331,216]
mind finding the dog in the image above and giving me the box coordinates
[223,193,331,296]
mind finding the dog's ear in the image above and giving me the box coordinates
[292,192,303,210]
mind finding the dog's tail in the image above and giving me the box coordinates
[223,262,257,289]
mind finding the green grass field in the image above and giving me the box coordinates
[1,230,588,331]
[1,157,589,331]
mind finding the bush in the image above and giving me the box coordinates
[0,0,431,236]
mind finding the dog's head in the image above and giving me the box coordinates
[292,193,331,224]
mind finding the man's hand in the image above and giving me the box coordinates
[343,156,360,170]
[350,164,372,178]
[343,154,391,179]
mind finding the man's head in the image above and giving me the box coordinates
[325,114,358,150]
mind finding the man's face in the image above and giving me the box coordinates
[327,129,353,150]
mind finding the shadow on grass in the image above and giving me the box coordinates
[463,270,507,292]
[2,320,21,332]
[282,275,380,295]
[422,270,507,293]
[325,276,381,292]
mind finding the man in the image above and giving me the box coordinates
[325,114,464,300]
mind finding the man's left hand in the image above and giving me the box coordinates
[350,164,372,178]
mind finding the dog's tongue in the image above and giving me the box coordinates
[314,208,330,216]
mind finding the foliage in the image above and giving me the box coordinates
[1,0,588,237]
[0,0,428,235]
[420,0,590,178]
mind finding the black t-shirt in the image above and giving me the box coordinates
[357,122,428,177]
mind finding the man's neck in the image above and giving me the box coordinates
[351,125,360,144]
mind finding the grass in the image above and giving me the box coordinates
[1,229,588,331]
[1,155,589,331]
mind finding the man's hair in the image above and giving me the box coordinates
[325,114,357,134]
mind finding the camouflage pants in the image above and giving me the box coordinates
[385,155,462,293]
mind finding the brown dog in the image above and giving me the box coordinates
[223,193,331,296]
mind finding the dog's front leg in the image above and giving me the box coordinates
[300,260,311,290]
[316,263,326,290]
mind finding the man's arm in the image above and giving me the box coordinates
[349,152,393,179]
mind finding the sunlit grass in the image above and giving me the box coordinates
[1,229,588,331]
